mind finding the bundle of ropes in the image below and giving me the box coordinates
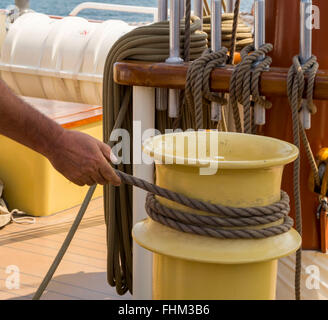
[102,17,208,295]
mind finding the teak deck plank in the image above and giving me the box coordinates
[0,197,131,300]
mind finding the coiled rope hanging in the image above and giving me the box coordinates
[102,16,209,296]
[184,48,228,129]
[229,43,273,133]
[287,54,319,301]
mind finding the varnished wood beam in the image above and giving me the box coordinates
[114,61,328,100]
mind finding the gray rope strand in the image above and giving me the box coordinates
[114,169,291,219]
[148,209,293,239]
[32,87,132,300]
[145,194,290,228]
[287,56,303,301]
[115,169,293,239]
[287,55,319,301]
[32,185,97,300]
[145,193,293,239]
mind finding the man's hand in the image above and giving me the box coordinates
[47,130,121,187]
[0,80,121,187]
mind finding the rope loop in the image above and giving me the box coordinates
[287,55,319,115]
[185,47,229,129]
[229,43,273,133]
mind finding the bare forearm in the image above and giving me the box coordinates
[0,80,120,186]
[0,80,63,157]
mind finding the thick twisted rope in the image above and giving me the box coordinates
[113,170,293,239]
[102,18,208,295]
[288,55,320,186]
[229,43,273,133]
[287,55,319,301]
[185,48,228,129]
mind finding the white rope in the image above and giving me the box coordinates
[11,209,36,224]
[0,207,36,227]
[0,180,35,228]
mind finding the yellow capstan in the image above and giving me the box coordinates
[133,131,302,300]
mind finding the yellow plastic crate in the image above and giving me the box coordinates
[0,97,103,216]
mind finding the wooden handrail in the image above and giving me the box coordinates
[114,61,328,100]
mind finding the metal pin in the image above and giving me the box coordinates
[158,0,168,20]
[194,0,203,30]
[166,0,184,119]
[226,0,235,12]
[254,0,266,126]
[211,0,223,123]
[156,0,169,111]
[300,0,312,130]
[180,0,185,20]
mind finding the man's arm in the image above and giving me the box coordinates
[0,80,121,186]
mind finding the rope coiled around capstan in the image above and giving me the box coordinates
[112,171,293,240]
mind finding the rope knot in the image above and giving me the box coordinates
[184,47,229,129]
[288,55,319,115]
[229,43,273,133]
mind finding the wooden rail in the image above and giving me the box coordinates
[114,61,328,100]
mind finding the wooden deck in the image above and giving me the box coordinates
[0,197,132,300]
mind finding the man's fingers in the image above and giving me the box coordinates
[99,142,118,164]
[91,169,107,186]
[68,176,88,187]
[99,158,121,186]
[84,176,96,187]
[98,143,121,185]
[71,178,85,187]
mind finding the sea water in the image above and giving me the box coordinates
[0,0,253,23]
